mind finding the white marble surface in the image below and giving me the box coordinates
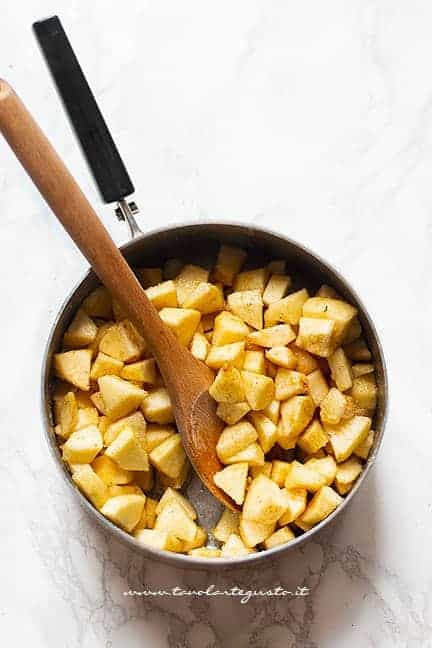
[1,1,431,646]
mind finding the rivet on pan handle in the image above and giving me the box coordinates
[33,15,140,235]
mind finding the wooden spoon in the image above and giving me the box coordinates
[0,80,237,511]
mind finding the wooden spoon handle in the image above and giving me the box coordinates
[0,79,177,357]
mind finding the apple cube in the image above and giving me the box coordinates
[82,286,112,319]
[242,371,275,410]
[278,395,315,449]
[72,464,109,509]
[243,349,266,374]
[296,317,335,358]
[212,311,250,346]
[324,415,372,462]
[265,288,309,326]
[183,282,224,314]
[284,461,325,493]
[213,245,247,285]
[175,264,209,305]
[227,290,263,329]
[302,297,357,346]
[91,454,133,485]
[155,499,197,542]
[234,267,268,293]
[206,341,245,369]
[248,324,296,348]
[213,462,248,505]
[221,533,255,557]
[224,442,264,466]
[239,517,275,547]
[54,349,92,391]
[278,488,307,525]
[54,391,78,438]
[354,429,375,460]
[101,494,145,532]
[149,434,187,479]
[263,526,295,549]
[265,346,297,369]
[297,420,328,455]
[145,280,178,309]
[98,375,147,420]
[190,332,210,361]
[159,307,201,347]
[105,426,149,471]
[307,369,329,406]
[213,508,240,542]
[64,309,98,348]
[334,456,363,495]
[62,425,103,464]
[134,528,182,552]
[90,352,124,380]
[328,348,353,392]
[155,487,197,520]
[209,366,245,404]
[296,486,343,531]
[99,320,146,362]
[243,475,285,525]
[275,369,308,401]
[304,456,337,486]
[262,274,291,306]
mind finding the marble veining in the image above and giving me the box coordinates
[1,1,432,646]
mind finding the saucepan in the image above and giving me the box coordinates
[3,17,388,570]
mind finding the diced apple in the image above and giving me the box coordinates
[91,455,133,485]
[213,245,247,285]
[354,429,375,460]
[265,346,297,369]
[54,391,78,438]
[265,289,309,326]
[183,282,224,314]
[349,374,377,411]
[121,358,158,385]
[101,494,146,532]
[175,264,209,306]
[145,424,175,452]
[90,352,124,380]
[212,311,250,346]
[290,346,319,374]
[243,475,285,525]
[248,324,296,348]
[306,369,329,406]
[262,274,291,306]
[243,349,266,374]
[136,267,163,288]
[209,366,245,404]
[297,420,328,455]
[334,456,363,495]
[98,375,147,420]
[239,516,275,547]
[134,528,182,552]
[278,395,315,449]
[64,309,98,348]
[263,526,295,549]
[296,317,335,358]
[62,425,103,464]
[270,460,292,487]
[227,290,263,329]
[141,387,174,424]
[242,371,275,410]
[206,341,245,369]
[221,533,255,557]
[275,369,308,401]
[249,412,277,453]
[155,499,197,542]
[190,332,210,361]
[344,337,372,362]
[105,426,149,471]
[263,399,280,424]
[302,297,358,346]
[234,267,268,293]
[278,488,307,525]
[213,508,240,542]
[320,388,346,425]
[214,462,248,505]
[224,442,264,466]
[72,464,109,509]
[145,280,178,309]
[99,320,146,362]
[159,307,201,347]
[155,487,197,520]
[133,466,154,492]
[296,486,343,531]
[216,401,251,425]
[103,411,147,446]
[181,526,208,552]
[304,456,337,486]
[267,260,286,274]
[284,461,325,492]
[328,348,353,392]
[82,287,112,319]
[324,415,372,462]
[54,349,92,391]
[149,434,186,479]
[216,421,257,462]
[188,547,222,558]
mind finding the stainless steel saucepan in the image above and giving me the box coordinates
[15,17,390,569]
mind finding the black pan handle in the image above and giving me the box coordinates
[33,15,134,204]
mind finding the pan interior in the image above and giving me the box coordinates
[43,223,387,559]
